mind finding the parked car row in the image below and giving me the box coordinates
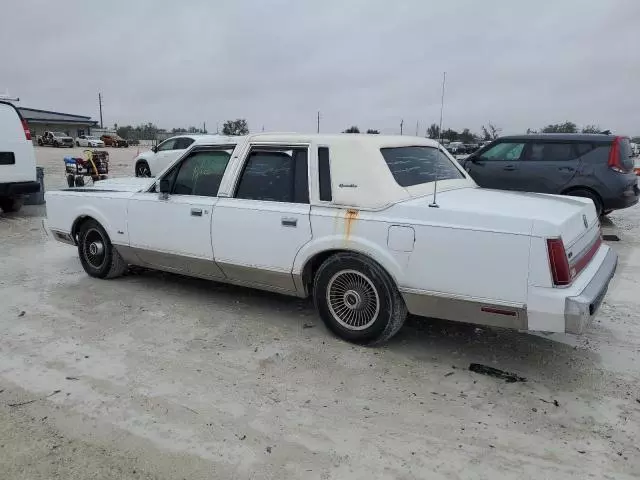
[445,142,480,155]
[36,131,129,148]
[37,131,74,148]
[47,133,617,345]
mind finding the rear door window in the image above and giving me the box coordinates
[380,146,464,187]
[174,137,195,150]
[479,142,525,161]
[235,147,309,203]
[524,142,578,161]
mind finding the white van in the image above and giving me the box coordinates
[0,101,39,212]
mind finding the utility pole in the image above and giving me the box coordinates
[400,119,404,135]
[98,93,103,129]
[203,121,206,133]
[216,122,219,134]
[317,111,320,133]
[415,121,419,136]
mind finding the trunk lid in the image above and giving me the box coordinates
[400,186,599,247]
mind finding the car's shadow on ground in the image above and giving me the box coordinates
[123,267,602,389]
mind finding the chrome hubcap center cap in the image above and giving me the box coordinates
[343,290,362,309]
[89,241,104,256]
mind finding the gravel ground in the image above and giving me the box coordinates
[0,146,638,479]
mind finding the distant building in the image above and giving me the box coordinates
[18,107,98,140]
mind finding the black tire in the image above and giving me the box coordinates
[565,188,603,217]
[66,174,75,188]
[135,161,151,177]
[76,141,80,146]
[313,252,407,345]
[0,196,23,213]
[75,176,85,187]
[77,219,127,279]
[37,139,43,146]
[53,141,59,148]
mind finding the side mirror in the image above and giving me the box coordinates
[152,146,158,153]
[159,178,170,194]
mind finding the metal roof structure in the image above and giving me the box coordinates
[18,107,98,125]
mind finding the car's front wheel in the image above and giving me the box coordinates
[77,219,127,279]
[135,161,151,177]
[76,141,80,146]
[313,252,407,345]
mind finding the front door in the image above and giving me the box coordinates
[127,147,233,279]
[466,141,526,190]
[212,145,312,293]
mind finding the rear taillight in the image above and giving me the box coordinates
[607,136,628,173]
[547,238,571,286]
[21,119,31,140]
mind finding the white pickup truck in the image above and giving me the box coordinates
[45,133,617,344]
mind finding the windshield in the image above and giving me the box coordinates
[52,132,67,137]
[87,136,99,140]
[380,146,464,187]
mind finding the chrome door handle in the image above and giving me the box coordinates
[281,217,297,227]
[190,208,203,217]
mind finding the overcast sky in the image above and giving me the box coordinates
[1,0,638,135]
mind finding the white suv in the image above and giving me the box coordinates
[0,101,39,213]
[134,135,223,177]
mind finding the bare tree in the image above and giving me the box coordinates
[366,129,380,134]
[541,122,577,133]
[222,119,249,136]
[427,123,440,139]
[481,123,501,140]
[581,125,601,134]
[343,126,360,133]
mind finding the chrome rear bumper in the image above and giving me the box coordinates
[565,247,617,334]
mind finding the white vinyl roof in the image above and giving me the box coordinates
[198,133,475,210]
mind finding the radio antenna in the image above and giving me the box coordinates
[429,71,446,208]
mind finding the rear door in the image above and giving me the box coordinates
[464,140,525,190]
[212,144,312,293]
[0,101,36,183]
[517,141,580,193]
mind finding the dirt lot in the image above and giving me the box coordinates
[0,146,638,479]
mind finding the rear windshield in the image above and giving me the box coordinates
[619,138,634,171]
[380,146,464,187]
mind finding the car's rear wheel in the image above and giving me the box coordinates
[77,219,127,279]
[313,252,407,345]
[565,188,603,217]
[135,161,151,177]
[0,196,23,213]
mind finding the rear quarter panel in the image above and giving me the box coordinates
[45,190,131,243]
[296,207,412,284]
[403,224,531,303]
